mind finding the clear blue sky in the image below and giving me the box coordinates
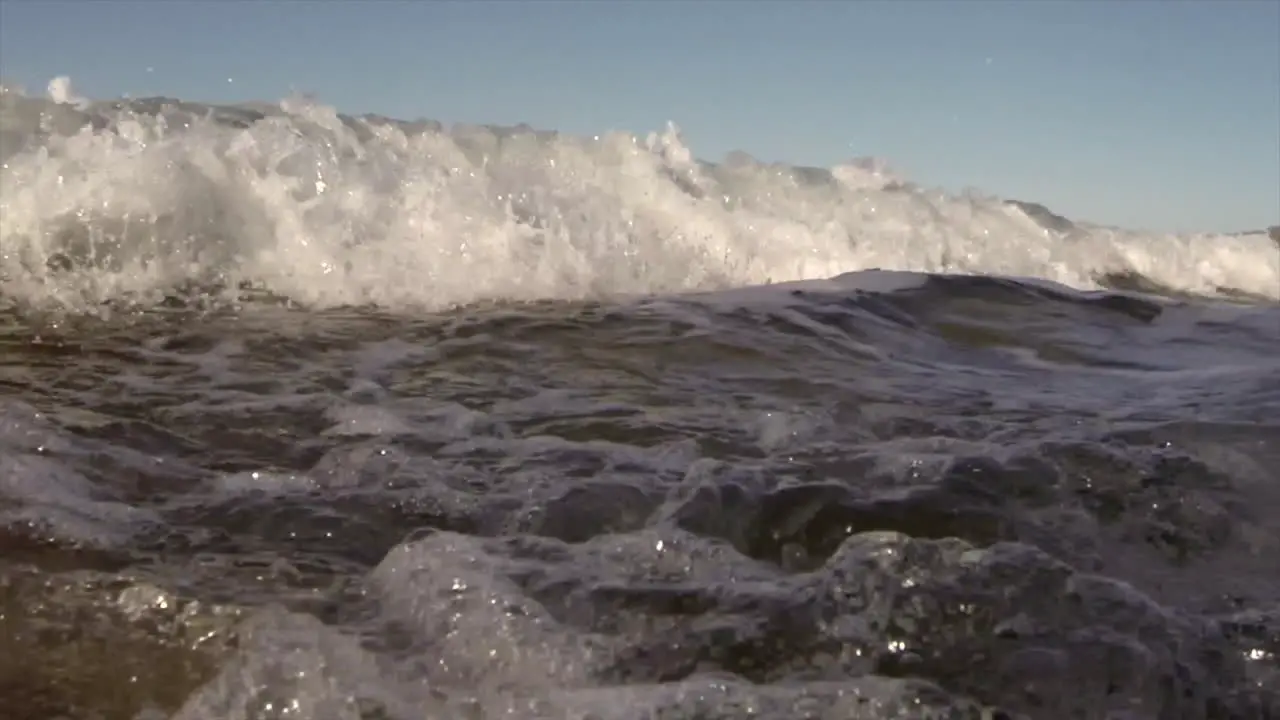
[2,0,1277,233]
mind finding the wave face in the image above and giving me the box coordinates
[2,80,1277,312]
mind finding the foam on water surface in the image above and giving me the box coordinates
[2,78,1279,720]
[2,77,1276,313]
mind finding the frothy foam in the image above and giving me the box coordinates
[2,78,1276,312]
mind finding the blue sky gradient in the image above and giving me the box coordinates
[2,0,1277,233]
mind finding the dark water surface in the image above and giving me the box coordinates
[2,274,1279,719]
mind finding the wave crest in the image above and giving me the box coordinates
[2,79,1276,312]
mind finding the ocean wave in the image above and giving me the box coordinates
[2,77,1276,312]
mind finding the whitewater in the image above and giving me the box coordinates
[2,78,1276,310]
[1,77,1278,719]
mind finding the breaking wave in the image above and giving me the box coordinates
[2,77,1276,313]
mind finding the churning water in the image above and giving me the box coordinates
[1,78,1278,719]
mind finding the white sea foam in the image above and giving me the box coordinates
[1,78,1276,312]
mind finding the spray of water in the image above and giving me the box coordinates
[2,77,1275,312]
